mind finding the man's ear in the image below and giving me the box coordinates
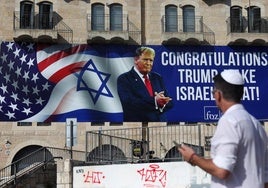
[215,90,222,102]
[134,57,139,64]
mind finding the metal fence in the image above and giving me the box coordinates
[85,123,217,165]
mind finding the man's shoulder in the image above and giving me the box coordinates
[118,68,136,79]
[149,71,162,78]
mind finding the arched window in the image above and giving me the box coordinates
[110,4,123,31]
[87,144,127,164]
[20,1,34,29]
[91,3,105,31]
[230,6,243,32]
[248,6,261,32]
[39,1,53,29]
[165,5,178,32]
[183,5,195,32]
[12,145,53,174]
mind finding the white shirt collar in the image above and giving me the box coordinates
[134,66,145,80]
[225,103,244,115]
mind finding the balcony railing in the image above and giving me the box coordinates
[87,14,128,32]
[87,14,141,44]
[14,11,73,43]
[226,17,268,34]
[162,15,215,45]
[226,16,268,45]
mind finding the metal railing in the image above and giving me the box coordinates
[85,123,217,165]
[13,11,73,43]
[226,16,268,34]
[128,21,142,44]
[162,15,215,44]
[87,14,129,32]
[202,22,216,45]
[0,147,85,187]
[87,14,142,44]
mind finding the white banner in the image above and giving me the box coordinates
[73,162,211,188]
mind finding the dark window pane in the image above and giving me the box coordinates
[248,6,261,32]
[110,4,122,31]
[92,3,105,31]
[20,2,34,29]
[165,5,178,32]
[110,122,123,126]
[91,122,105,126]
[183,6,195,32]
[17,122,32,126]
[39,2,53,29]
[37,122,51,126]
[231,6,243,32]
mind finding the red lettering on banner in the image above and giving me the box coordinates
[137,164,167,188]
[83,171,105,184]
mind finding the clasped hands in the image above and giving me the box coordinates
[154,91,172,107]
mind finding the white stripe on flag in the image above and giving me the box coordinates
[25,56,133,121]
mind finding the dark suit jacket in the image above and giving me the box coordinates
[117,67,173,122]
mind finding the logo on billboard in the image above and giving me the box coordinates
[204,106,221,121]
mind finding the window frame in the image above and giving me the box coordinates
[230,6,243,33]
[20,1,34,29]
[17,122,32,126]
[183,5,195,32]
[165,5,178,32]
[38,1,53,29]
[109,3,123,31]
[248,6,261,33]
[91,3,105,31]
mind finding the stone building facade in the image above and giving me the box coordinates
[0,0,268,187]
[0,0,267,45]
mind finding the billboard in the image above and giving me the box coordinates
[0,42,267,122]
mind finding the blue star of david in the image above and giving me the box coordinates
[76,59,113,104]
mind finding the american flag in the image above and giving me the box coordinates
[0,41,133,122]
[0,41,54,121]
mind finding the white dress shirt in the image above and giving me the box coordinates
[210,104,268,188]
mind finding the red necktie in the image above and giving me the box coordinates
[143,74,153,96]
